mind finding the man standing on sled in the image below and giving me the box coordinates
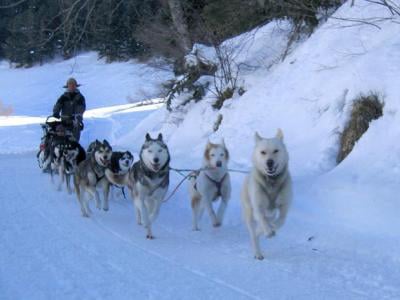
[53,77,86,141]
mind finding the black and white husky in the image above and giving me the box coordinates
[188,140,231,231]
[109,151,134,175]
[105,133,170,239]
[50,140,86,193]
[74,139,112,217]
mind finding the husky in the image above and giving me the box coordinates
[188,140,231,231]
[74,139,113,217]
[49,139,86,193]
[105,150,134,200]
[241,129,292,260]
[106,133,170,239]
[109,151,134,174]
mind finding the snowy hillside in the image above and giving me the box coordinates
[1,1,400,299]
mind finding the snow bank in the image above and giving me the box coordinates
[0,52,172,116]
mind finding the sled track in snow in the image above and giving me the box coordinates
[91,216,261,300]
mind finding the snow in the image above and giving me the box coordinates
[1,1,400,299]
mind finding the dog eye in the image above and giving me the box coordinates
[273,149,279,153]
[220,153,224,157]
[261,151,267,155]
[158,149,162,153]
[148,150,153,153]
[211,154,215,157]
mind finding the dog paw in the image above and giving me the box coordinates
[103,207,109,212]
[266,230,276,238]
[192,227,200,231]
[213,222,221,228]
[146,235,155,240]
[254,254,264,260]
[81,212,90,218]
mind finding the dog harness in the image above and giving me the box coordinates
[132,160,170,196]
[195,172,228,198]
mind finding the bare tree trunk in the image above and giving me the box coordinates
[168,0,192,54]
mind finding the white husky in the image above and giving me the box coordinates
[189,140,231,231]
[241,129,292,260]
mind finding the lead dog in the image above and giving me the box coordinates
[241,129,292,260]
[74,139,112,217]
[105,133,170,239]
[189,140,231,231]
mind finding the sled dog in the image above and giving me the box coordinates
[50,140,86,193]
[74,139,112,217]
[188,140,231,231]
[105,133,170,239]
[241,129,292,260]
[109,151,134,175]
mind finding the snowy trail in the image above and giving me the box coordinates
[1,153,399,299]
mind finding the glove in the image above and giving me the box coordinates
[53,113,60,118]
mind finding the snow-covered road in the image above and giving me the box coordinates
[1,152,399,299]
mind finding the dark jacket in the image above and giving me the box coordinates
[53,90,86,122]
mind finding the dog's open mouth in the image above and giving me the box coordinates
[151,163,161,171]
[266,165,278,176]
[100,158,109,166]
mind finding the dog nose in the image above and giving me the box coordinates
[267,159,274,169]
[154,157,159,163]
[216,161,222,167]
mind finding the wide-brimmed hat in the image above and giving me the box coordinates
[63,77,81,88]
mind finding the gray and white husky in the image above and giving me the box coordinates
[188,140,231,231]
[105,133,170,239]
[50,140,86,193]
[241,129,292,260]
[74,139,112,217]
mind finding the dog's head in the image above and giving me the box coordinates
[203,139,229,169]
[140,133,170,172]
[111,151,134,173]
[92,139,112,167]
[252,129,288,177]
[62,141,80,163]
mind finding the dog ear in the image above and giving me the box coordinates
[276,128,284,141]
[157,133,163,141]
[145,133,151,141]
[103,139,111,148]
[221,138,226,148]
[254,132,262,143]
[205,139,212,150]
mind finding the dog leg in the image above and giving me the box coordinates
[102,181,110,211]
[252,190,276,238]
[57,163,64,191]
[272,186,292,230]
[130,190,142,225]
[50,165,55,184]
[204,198,219,227]
[246,218,264,260]
[94,189,101,210]
[66,174,73,194]
[273,203,289,230]
[135,207,142,225]
[136,196,152,238]
[216,197,229,226]
[149,201,161,223]
[191,195,201,231]
[78,188,89,217]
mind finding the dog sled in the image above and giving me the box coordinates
[36,115,80,171]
